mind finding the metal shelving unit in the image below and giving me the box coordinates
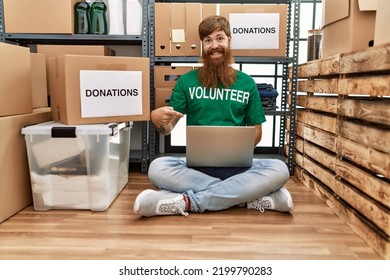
[0,0,151,174]
[1,0,300,174]
[149,0,300,174]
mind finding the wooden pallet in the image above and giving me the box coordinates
[287,43,390,259]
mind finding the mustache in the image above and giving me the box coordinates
[205,47,225,55]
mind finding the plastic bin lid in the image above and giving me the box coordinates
[22,121,131,136]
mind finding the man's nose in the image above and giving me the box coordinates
[210,39,219,48]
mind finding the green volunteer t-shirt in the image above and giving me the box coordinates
[169,69,266,126]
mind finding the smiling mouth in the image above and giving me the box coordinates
[209,49,224,57]
[208,47,224,55]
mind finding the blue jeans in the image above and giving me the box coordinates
[148,156,290,213]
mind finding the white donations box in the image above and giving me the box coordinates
[22,121,132,211]
[48,54,150,125]
[220,4,288,57]
[79,70,143,118]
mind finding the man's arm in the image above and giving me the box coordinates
[254,124,262,147]
[150,106,184,136]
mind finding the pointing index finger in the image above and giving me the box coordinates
[166,108,184,118]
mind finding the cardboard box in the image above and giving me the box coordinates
[22,121,131,211]
[154,66,193,87]
[170,3,186,56]
[155,3,288,57]
[155,88,174,109]
[374,0,390,46]
[37,45,115,96]
[321,0,376,58]
[37,45,116,59]
[219,4,288,57]
[0,43,33,117]
[0,108,51,223]
[185,3,202,56]
[202,4,218,20]
[30,53,48,109]
[155,3,202,57]
[3,0,79,34]
[155,3,171,56]
[48,54,150,125]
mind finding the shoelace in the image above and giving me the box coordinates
[248,197,272,213]
[159,200,189,216]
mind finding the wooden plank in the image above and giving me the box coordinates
[296,95,307,108]
[299,171,390,259]
[305,95,338,114]
[295,136,304,154]
[338,75,390,97]
[295,150,304,168]
[338,98,390,126]
[340,42,390,74]
[303,163,390,240]
[335,159,390,209]
[298,78,338,93]
[296,109,305,122]
[295,121,305,138]
[337,136,390,179]
[303,125,337,152]
[304,61,322,78]
[294,165,303,181]
[302,111,337,134]
[318,54,342,76]
[295,63,308,78]
[296,95,338,114]
[339,120,390,154]
[304,141,336,172]
[293,54,341,78]
[333,179,390,237]
[303,157,335,189]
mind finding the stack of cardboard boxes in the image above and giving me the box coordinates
[24,45,150,212]
[155,2,288,57]
[320,0,390,58]
[0,44,151,216]
[1,0,151,218]
[153,2,288,111]
[0,43,51,223]
[154,66,194,110]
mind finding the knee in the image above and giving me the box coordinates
[148,157,166,183]
[274,159,290,181]
[148,156,184,184]
[264,159,290,183]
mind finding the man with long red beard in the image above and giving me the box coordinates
[133,15,293,217]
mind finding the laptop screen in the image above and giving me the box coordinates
[186,126,255,167]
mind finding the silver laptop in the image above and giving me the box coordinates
[186,126,255,167]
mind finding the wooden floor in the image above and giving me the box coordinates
[0,171,382,260]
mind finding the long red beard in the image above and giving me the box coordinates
[199,47,236,88]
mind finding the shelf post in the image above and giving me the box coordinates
[0,0,4,42]
[286,0,300,175]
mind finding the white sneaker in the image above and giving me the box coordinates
[133,189,189,217]
[247,187,294,213]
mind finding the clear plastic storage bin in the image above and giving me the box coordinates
[22,121,132,211]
